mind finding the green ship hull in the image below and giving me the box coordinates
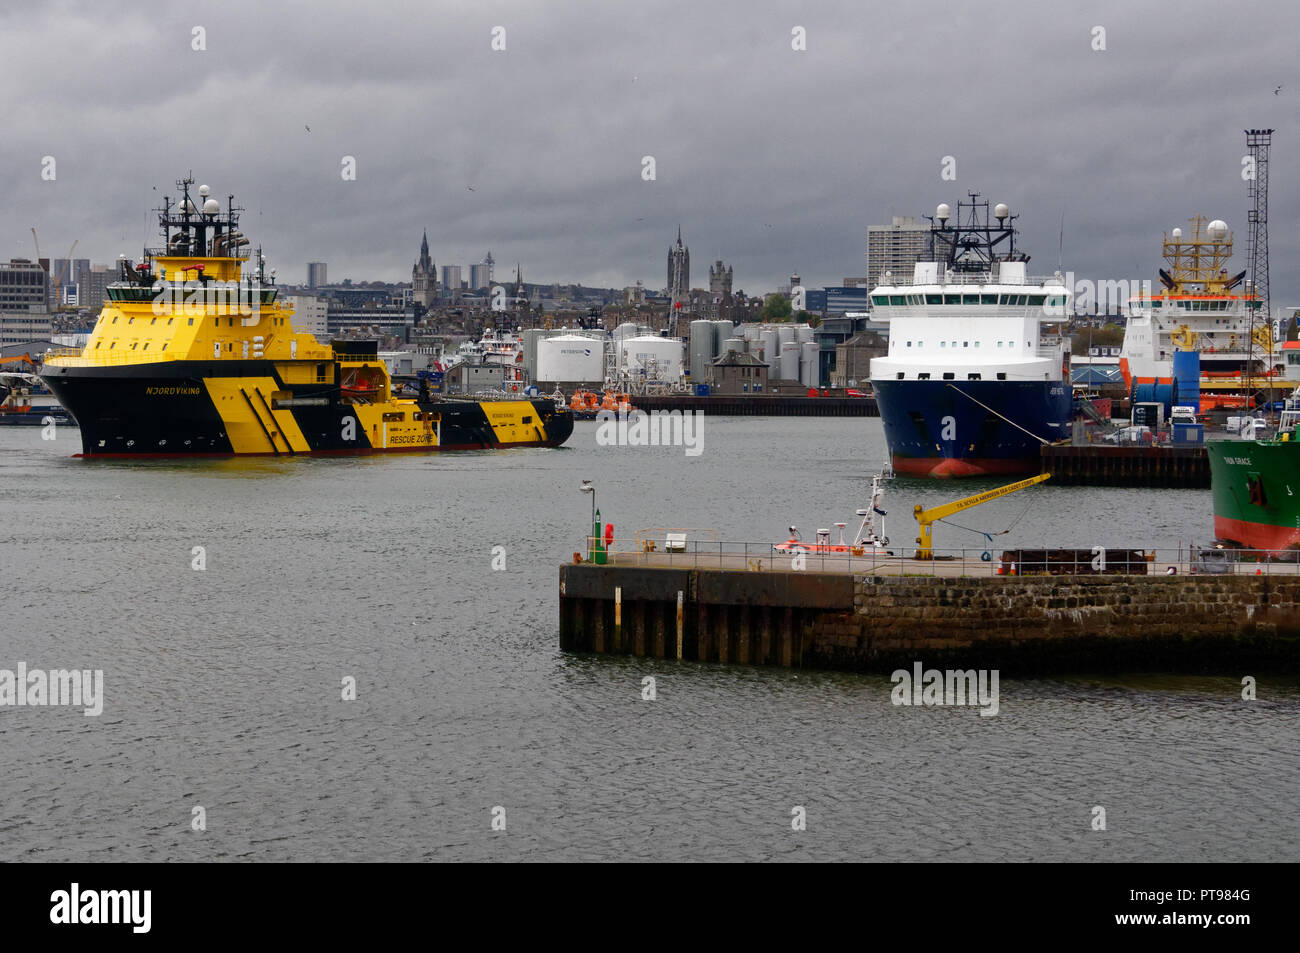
[1207,437,1300,550]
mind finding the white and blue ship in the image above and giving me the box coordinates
[869,195,1072,477]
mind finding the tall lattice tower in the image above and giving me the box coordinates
[1245,129,1273,402]
[1246,130,1272,321]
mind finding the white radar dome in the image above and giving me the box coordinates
[203,198,220,214]
[936,203,951,220]
[1208,220,1229,240]
[994,203,1009,220]
[1171,227,1182,239]
[198,184,210,197]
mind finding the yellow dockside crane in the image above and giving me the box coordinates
[913,473,1051,559]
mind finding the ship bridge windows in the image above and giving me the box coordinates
[962,294,979,305]
[1027,294,1046,307]
[926,293,943,304]
[889,295,906,306]
[872,295,888,306]
[940,341,946,347]
[980,294,998,305]
[944,294,960,304]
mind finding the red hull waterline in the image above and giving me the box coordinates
[891,456,1042,479]
[1213,515,1300,552]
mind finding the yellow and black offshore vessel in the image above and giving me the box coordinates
[41,176,573,457]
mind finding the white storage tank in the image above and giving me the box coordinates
[689,319,715,381]
[759,329,779,366]
[742,324,762,343]
[536,334,604,383]
[800,340,820,387]
[622,335,683,381]
[779,341,800,381]
[796,324,814,345]
[778,326,796,347]
[712,320,734,356]
[723,337,745,355]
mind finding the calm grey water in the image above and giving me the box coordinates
[1,417,1296,862]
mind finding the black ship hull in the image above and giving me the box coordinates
[40,360,573,456]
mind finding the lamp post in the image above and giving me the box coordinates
[581,480,596,560]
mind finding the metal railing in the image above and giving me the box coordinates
[42,347,181,366]
[876,273,1067,288]
[575,535,1300,578]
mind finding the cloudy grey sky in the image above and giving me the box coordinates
[3,0,1297,303]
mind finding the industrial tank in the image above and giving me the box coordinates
[779,341,800,381]
[778,326,796,348]
[800,340,820,387]
[622,335,684,381]
[689,319,715,381]
[536,334,604,383]
[795,325,814,345]
[712,320,734,356]
[759,329,779,366]
[723,337,745,355]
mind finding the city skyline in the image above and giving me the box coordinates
[3,1,1298,303]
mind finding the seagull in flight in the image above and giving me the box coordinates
[1274,86,1283,95]
[467,186,476,191]
[305,124,311,132]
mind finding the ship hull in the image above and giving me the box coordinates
[40,360,573,456]
[1207,439,1300,550]
[872,378,1070,478]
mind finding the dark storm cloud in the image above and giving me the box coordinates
[3,0,1297,304]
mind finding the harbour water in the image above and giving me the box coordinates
[1,418,1296,861]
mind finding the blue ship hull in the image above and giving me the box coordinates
[873,378,1070,477]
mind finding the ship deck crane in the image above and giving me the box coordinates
[913,473,1051,559]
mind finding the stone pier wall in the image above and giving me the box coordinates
[558,565,1300,674]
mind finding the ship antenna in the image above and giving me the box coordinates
[1058,205,1065,275]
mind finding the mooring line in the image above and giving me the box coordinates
[945,383,1050,445]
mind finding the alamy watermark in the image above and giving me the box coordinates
[1044,273,1152,317]
[151,278,264,319]
[891,662,999,717]
[595,409,704,457]
[0,663,103,716]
